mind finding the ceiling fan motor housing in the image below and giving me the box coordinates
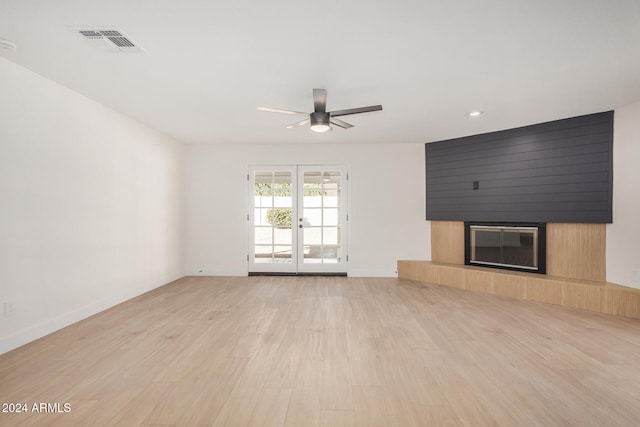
[309,112,331,132]
[310,112,330,126]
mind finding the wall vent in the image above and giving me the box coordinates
[75,28,143,52]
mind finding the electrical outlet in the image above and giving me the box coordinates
[4,302,15,318]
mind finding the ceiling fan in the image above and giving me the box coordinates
[258,89,382,133]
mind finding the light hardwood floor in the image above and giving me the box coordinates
[2,276,640,426]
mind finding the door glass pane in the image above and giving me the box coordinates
[273,246,292,263]
[303,228,322,246]
[255,172,274,207]
[255,195,272,208]
[253,171,293,264]
[255,172,273,186]
[255,208,270,226]
[303,208,322,226]
[324,189,340,207]
[323,246,340,263]
[303,172,323,208]
[274,227,292,244]
[302,170,343,264]
[273,172,292,207]
[254,227,272,245]
[254,245,273,263]
[303,195,322,208]
[323,227,339,245]
[268,208,292,229]
[323,208,339,226]
[304,171,322,185]
[323,172,341,208]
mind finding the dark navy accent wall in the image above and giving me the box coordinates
[425,111,613,223]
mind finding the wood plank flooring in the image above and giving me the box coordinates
[1,276,640,426]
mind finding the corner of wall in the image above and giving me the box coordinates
[607,101,640,289]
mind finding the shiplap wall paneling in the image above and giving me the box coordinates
[425,111,613,223]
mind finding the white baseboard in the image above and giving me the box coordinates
[348,268,398,278]
[0,272,185,356]
[186,269,398,278]
[186,269,247,276]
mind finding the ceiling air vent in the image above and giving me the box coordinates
[76,28,143,52]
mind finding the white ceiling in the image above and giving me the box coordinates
[1,1,640,145]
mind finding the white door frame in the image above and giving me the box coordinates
[247,164,349,275]
[247,165,298,274]
[296,165,348,274]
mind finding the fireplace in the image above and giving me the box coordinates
[464,222,546,274]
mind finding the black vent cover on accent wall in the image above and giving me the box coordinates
[425,111,613,224]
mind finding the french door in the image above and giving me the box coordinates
[248,165,348,274]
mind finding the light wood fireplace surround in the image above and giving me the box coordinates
[398,221,640,319]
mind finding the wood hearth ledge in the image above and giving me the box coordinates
[397,260,640,320]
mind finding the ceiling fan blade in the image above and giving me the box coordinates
[329,105,383,117]
[313,89,327,113]
[286,118,310,129]
[330,118,354,129]
[258,106,308,116]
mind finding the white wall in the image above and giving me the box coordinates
[607,101,640,289]
[186,143,429,277]
[0,57,185,354]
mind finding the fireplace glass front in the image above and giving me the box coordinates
[465,223,546,274]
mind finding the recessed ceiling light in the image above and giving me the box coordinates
[468,111,483,117]
[0,38,17,51]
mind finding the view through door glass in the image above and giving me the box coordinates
[252,170,294,268]
[249,165,347,274]
[301,170,343,265]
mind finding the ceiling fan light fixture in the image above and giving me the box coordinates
[310,124,331,133]
[310,112,331,133]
